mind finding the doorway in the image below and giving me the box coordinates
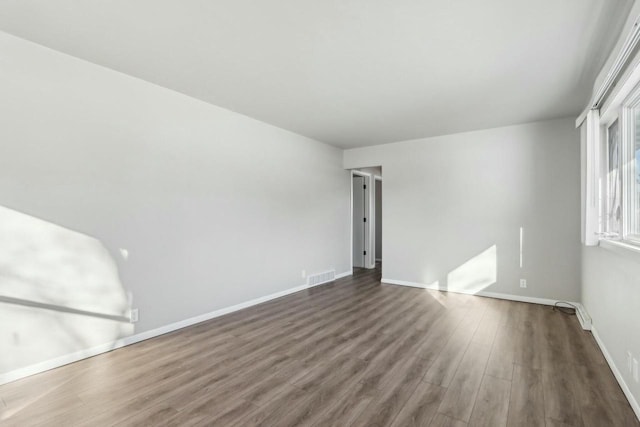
[352,173,368,268]
[374,177,382,263]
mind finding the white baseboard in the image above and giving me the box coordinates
[591,326,640,421]
[380,278,572,307]
[574,302,592,331]
[381,278,429,289]
[477,291,565,307]
[0,270,352,386]
[335,271,352,280]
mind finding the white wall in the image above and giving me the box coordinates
[579,1,640,413]
[582,246,640,406]
[344,118,581,301]
[355,167,382,176]
[0,32,350,375]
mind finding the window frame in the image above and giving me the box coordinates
[600,80,640,247]
[603,118,622,238]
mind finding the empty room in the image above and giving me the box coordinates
[1,1,640,426]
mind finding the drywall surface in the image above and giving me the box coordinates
[344,118,581,301]
[582,246,640,411]
[578,1,640,413]
[0,32,350,374]
[355,167,382,176]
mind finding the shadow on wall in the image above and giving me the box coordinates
[0,206,133,375]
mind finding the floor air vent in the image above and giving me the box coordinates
[307,270,336,287]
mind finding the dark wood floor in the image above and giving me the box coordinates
[1,265,638,426]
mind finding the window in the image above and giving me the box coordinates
[606,120,621,236]
[601,83,640,246]
[629,108,640,241]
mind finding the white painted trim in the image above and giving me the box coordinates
[367,175,376,269]
[589,13,640,112]
[381,278,574,306]
[349,172,356,271]
[600,60,640,123]
[583,110,601,246]
[477,291,567,307]
[574,302,592,331]
[335,271,353,279]
[350,170,372,270]
[373,176,383,274]
[368,175,382,269]
[349,170,380,271]
[381,278,427,289]
[600,238,640,256]
[576,106,589,128]
[591,326,640,422]
[0,272,350,386]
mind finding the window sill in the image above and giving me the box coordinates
[599,238,640,257]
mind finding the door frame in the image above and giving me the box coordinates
[373,175,383,264]
[351,170,372,271]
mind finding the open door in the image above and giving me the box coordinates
[375,178,382,263]
[352,174,368,268]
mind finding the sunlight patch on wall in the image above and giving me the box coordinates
[0,206,133,375]
[446,245,497,294]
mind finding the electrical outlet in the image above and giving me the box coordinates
[519,279,527,288]
[130,308,139,323]
[628,351,633,372]
[634,358,639,382]
[301,270,306,278]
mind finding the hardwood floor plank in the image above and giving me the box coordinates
[266,356,369,426]
[513,304,545,370]
[413,306,468,364]
[229,383,308,426]
[484,327,516,381]
[352,367,422,427]
[390,381,446,427]
[430,413,468,427]
[507,364,545,427]
[571,362,640,427]
[541,362,584,427]
[423,307,486,387]
[310,380,378,426]
[1,265,637,427]
[236,370,293,407]
[436,342,492,422]
[468,374,511,427]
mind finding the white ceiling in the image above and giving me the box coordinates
[0,1,632,148]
